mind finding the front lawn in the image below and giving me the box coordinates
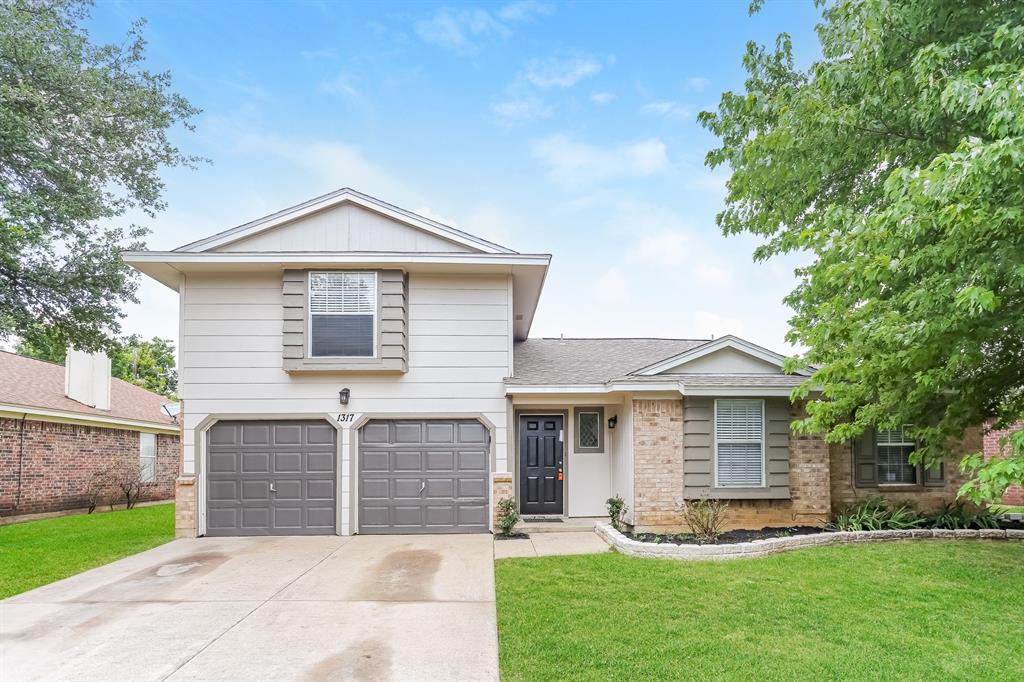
[496,541,1024,681]
[0,503,175,599]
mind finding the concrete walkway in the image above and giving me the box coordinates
[1,534,498,681]
[493,531,610,559]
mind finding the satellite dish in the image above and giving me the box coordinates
[161,403,181,419]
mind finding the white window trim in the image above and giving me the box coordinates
[576,410,602,451]
[139,432,157,483]
[713,398,766,488]
[876,427,918,486]
[307,271,379,359]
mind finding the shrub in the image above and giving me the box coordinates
[925,502,1001,530]
[830,497,925,531]
[496,497,520,536]
[606,495,628,532]
[680,498,730,544]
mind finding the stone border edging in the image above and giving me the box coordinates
[595,523,1024,561]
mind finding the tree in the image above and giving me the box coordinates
[16,324,178,398]
[699,0,1024,502]
[0,0,199,352]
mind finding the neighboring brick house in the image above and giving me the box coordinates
[0,350,180,517]
[983,422,1024,506]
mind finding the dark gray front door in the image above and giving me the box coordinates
[519,415,563,515]
[359,419,489,534]
[206,420,337,536]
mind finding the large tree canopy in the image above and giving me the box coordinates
[0,0,198,351]
[700,0,1024,502]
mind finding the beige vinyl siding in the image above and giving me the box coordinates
[179,271,513,535]
[213,203,477,253]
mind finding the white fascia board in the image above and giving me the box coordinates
[679,386,797,397]
[123,251,551,267]
[0,403,180,433]
[173,189,516,255]
[505,381,684,395]
[635,335,809,376]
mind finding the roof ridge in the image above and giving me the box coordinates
[528,337,711,341]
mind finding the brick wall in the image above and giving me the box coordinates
[983,422,1024,506]
[829,428,978,513]
[0,417,179,516]
[491,472,513,531]
[632,399,685,529]
[630,400,829,532]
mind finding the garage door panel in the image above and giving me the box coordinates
[306,479,334,500]
[242,452,270,473]
[306,451,335,473]
[358,419,489,534]
[206,420,337,536]
[393,451,422,471]
[426,450,454,471]
[361,451,390,472]
[272,452,301,472]
[209,452,238,473]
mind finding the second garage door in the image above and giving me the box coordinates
[359,419,490,534]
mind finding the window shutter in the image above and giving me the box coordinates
[922,462,945,487]
[853,427,878,486]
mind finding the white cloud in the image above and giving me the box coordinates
[590,91,615,105]
[625,231,690,266]
[641,100,693,121]
[464,204,520,248]
[594,267,630,304]
[318,73,359,99]
[531,134,670,189]
[693,262,735,287]
[414,206,459,227]
[685,76,710,91]
[524,56,601,89]
[693,311,745,339]
[492,94,553,125]
[415,2,551,53]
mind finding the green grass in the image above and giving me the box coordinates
[0,503,175,599]
[992,504,1024,514]
[496,542,1024,681]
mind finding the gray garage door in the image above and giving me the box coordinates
[359,419,490,534]
[206,420,337,536]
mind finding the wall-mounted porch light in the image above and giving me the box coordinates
[607,415,618,429]
[339,388,351,406]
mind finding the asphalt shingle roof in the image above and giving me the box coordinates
[0,351,176,426]
[509,338,709,384]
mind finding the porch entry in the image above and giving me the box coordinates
[519,414,563,515]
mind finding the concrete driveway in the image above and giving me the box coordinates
[1,534,497,681]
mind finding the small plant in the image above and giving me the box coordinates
[496,497,520,536]
[830,497,924,531]
[606,495,628,531]
[679,497,730,544]
[925,502,1001,530]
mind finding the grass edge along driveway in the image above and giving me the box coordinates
[496,541,1024,681]
[0,502,175,599]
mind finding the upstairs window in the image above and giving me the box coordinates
[139,433,157,483]
[715,399,765,487]
[309,272,376,357]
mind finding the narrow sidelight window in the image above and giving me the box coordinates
[309,272,376,357]
[715,399,765,487]
[139,433,157,483]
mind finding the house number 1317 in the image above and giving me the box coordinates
[336,413,355,423]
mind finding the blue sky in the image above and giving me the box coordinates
[92,0,823,351]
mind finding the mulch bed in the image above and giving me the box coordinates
[624,526,827,546]
[494,532,531,540]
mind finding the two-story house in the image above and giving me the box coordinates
[127,189,975,538]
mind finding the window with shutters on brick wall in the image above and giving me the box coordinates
[308,271,377,357]
[139,432,157,483]
[714,399,765,488]
[853,425,944,487]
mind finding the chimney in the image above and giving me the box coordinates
[65,349,112,411]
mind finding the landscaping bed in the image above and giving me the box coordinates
[626,525,825,545]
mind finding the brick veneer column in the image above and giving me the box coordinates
[175,476,197,537]
[632,398,685,529]
[491,472,513,531]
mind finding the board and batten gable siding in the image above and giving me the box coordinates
[282,269,408,372]
[683,396,791,499]
[178,271,514,485]
[212,203,478,253]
